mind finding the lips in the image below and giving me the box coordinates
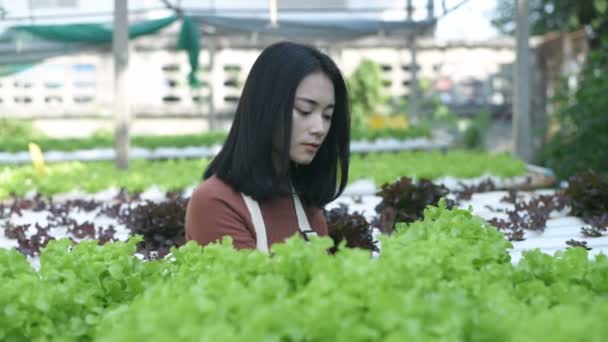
[302,143,320,151]
[303,143,319,147]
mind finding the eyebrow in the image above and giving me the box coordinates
[295,97,335,108]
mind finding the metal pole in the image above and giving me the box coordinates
[113,0,130,169]
[409,33,419,122]
[406,0,418,121]
[406,0,413,21]
[269,0,278,27]
[27,0,34,23]
[208,38,216,131]
[513,0,533,162]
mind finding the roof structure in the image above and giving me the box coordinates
[0,5,437,65]
[189,13,435,41]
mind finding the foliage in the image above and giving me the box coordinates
[350,125,431,141]
[374,177,454,232]
[540,50,608,178]
[0,190,190,259]
[493,1,608,177]
[460,111,492,150]
[0,118,43,142]
[4,203,608,340]
[349,150,527,187]
[0,158,210,198]
[325,204,377,254]
[0,129,230,153]
[0,125,431,153]
[487,190,568,241]
[0,151,528,198]
[492,0,608,48]
[119,197,189,259]
[347,59,386,130]
[398,77,457,128]
[564,171,608,217]
[0,237,167,341]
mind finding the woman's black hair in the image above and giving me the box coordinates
[204,41,350,207]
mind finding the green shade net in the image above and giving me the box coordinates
[177,16,201,87]
[8,15,201,85]
[0,63,35,77]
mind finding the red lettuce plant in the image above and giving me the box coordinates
[374,177,454,233]
[325,204,377,254]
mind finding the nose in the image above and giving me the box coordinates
[309,113,325,136]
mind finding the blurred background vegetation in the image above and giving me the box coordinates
[493,0,608,178]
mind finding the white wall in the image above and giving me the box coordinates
[0,38,515,119]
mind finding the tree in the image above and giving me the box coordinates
[347,60,386,130]
[540,51,608,178]
[493,1,608,178]
[492,0,608,49]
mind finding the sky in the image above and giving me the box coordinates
[0,0,501,41]
[434,1,500,40]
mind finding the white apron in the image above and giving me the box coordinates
[240,191,317,253]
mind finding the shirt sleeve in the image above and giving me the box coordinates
[185,188,256,250]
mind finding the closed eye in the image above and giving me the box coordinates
[295,108,312,115]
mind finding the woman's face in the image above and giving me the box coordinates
[289,71,335,165]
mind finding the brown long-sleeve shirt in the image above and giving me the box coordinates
[185,175,328,250]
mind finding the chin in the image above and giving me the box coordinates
[293,155,315,165]
[296,158,314,165]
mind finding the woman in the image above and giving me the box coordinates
[185,41,350,252]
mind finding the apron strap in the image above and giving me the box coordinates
[292,191,318,240]
[241,193,269,253]
[240,191,315,252]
